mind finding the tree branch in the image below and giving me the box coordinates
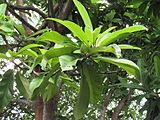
[112,90,133,120]
[7,7,38,32]
[100,89,113,120]
[8,4,47,19]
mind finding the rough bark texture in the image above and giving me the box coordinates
[100,90,112,120]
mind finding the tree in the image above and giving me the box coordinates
[0,0,159,120]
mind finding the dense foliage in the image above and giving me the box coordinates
[0,0,160,120]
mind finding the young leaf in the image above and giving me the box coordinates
[93,26,102,43]
[95,57,140,78]
[0,70,14,111]
[97,25,147,47]
[47,18,89,46]
[0,53,8,59]
[73,0,93,31]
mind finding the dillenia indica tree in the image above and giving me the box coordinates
[0,0,147,119]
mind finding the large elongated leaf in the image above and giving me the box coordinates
[95,57,140,78]
[0,70,14,111]
[48,18,89,46]
[38,31,77,47]
[82,62,104,104]
[73,0,93,31]
[97,25,147,46]
[15,72,30,98]
[74,66,90,120]
[45,47,77,60]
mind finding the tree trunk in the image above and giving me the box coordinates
[34,97,44,120]
[43,84,62,120]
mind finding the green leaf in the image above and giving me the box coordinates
[118,44,141,50]
[29,75,44,99]
[73,0,93,31]
[0,4,7,15]
[84,27,93,46]
[95,57,140,78]
[20,49,38,58]
[45,47,77,60]
[82,62,104,104]
[74,66,90,120]
[48,18,89,46]
[28,55,43,73]
[96,26,116,46]
[15,72,30,98]
[97,25,147,47]
[14,24,26,36]
[38,31,77,47]
[93,26,102,43]
[0,53,8,59]
[0,70,14,111]
[59,55,79,71]
[154,55,160,77]
[18,44,42,54]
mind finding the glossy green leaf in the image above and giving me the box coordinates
[97,25,147,46]
[0,70,14,111]
[0,4,7,15]
[93,26,102,43]
[20,49,38,58]
[59,55,79,71]
[38,31,76,46]
[48,18,89,46]
[29,75,44,99]
[73,0,93,31]
[15,72,30,98]
[18,44,42,54]
[118,44,141,50]
[96,57,140,78]
[28,28,49,38]
[14,24,26,36]
[96,26,116,46]
[45,47,77,60]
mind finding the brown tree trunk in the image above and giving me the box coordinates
[43,84,62,120]
[33,97,44,120]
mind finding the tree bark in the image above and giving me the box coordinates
[43,85,62,120]
[100,90,112,120]
[33,97,44,120]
